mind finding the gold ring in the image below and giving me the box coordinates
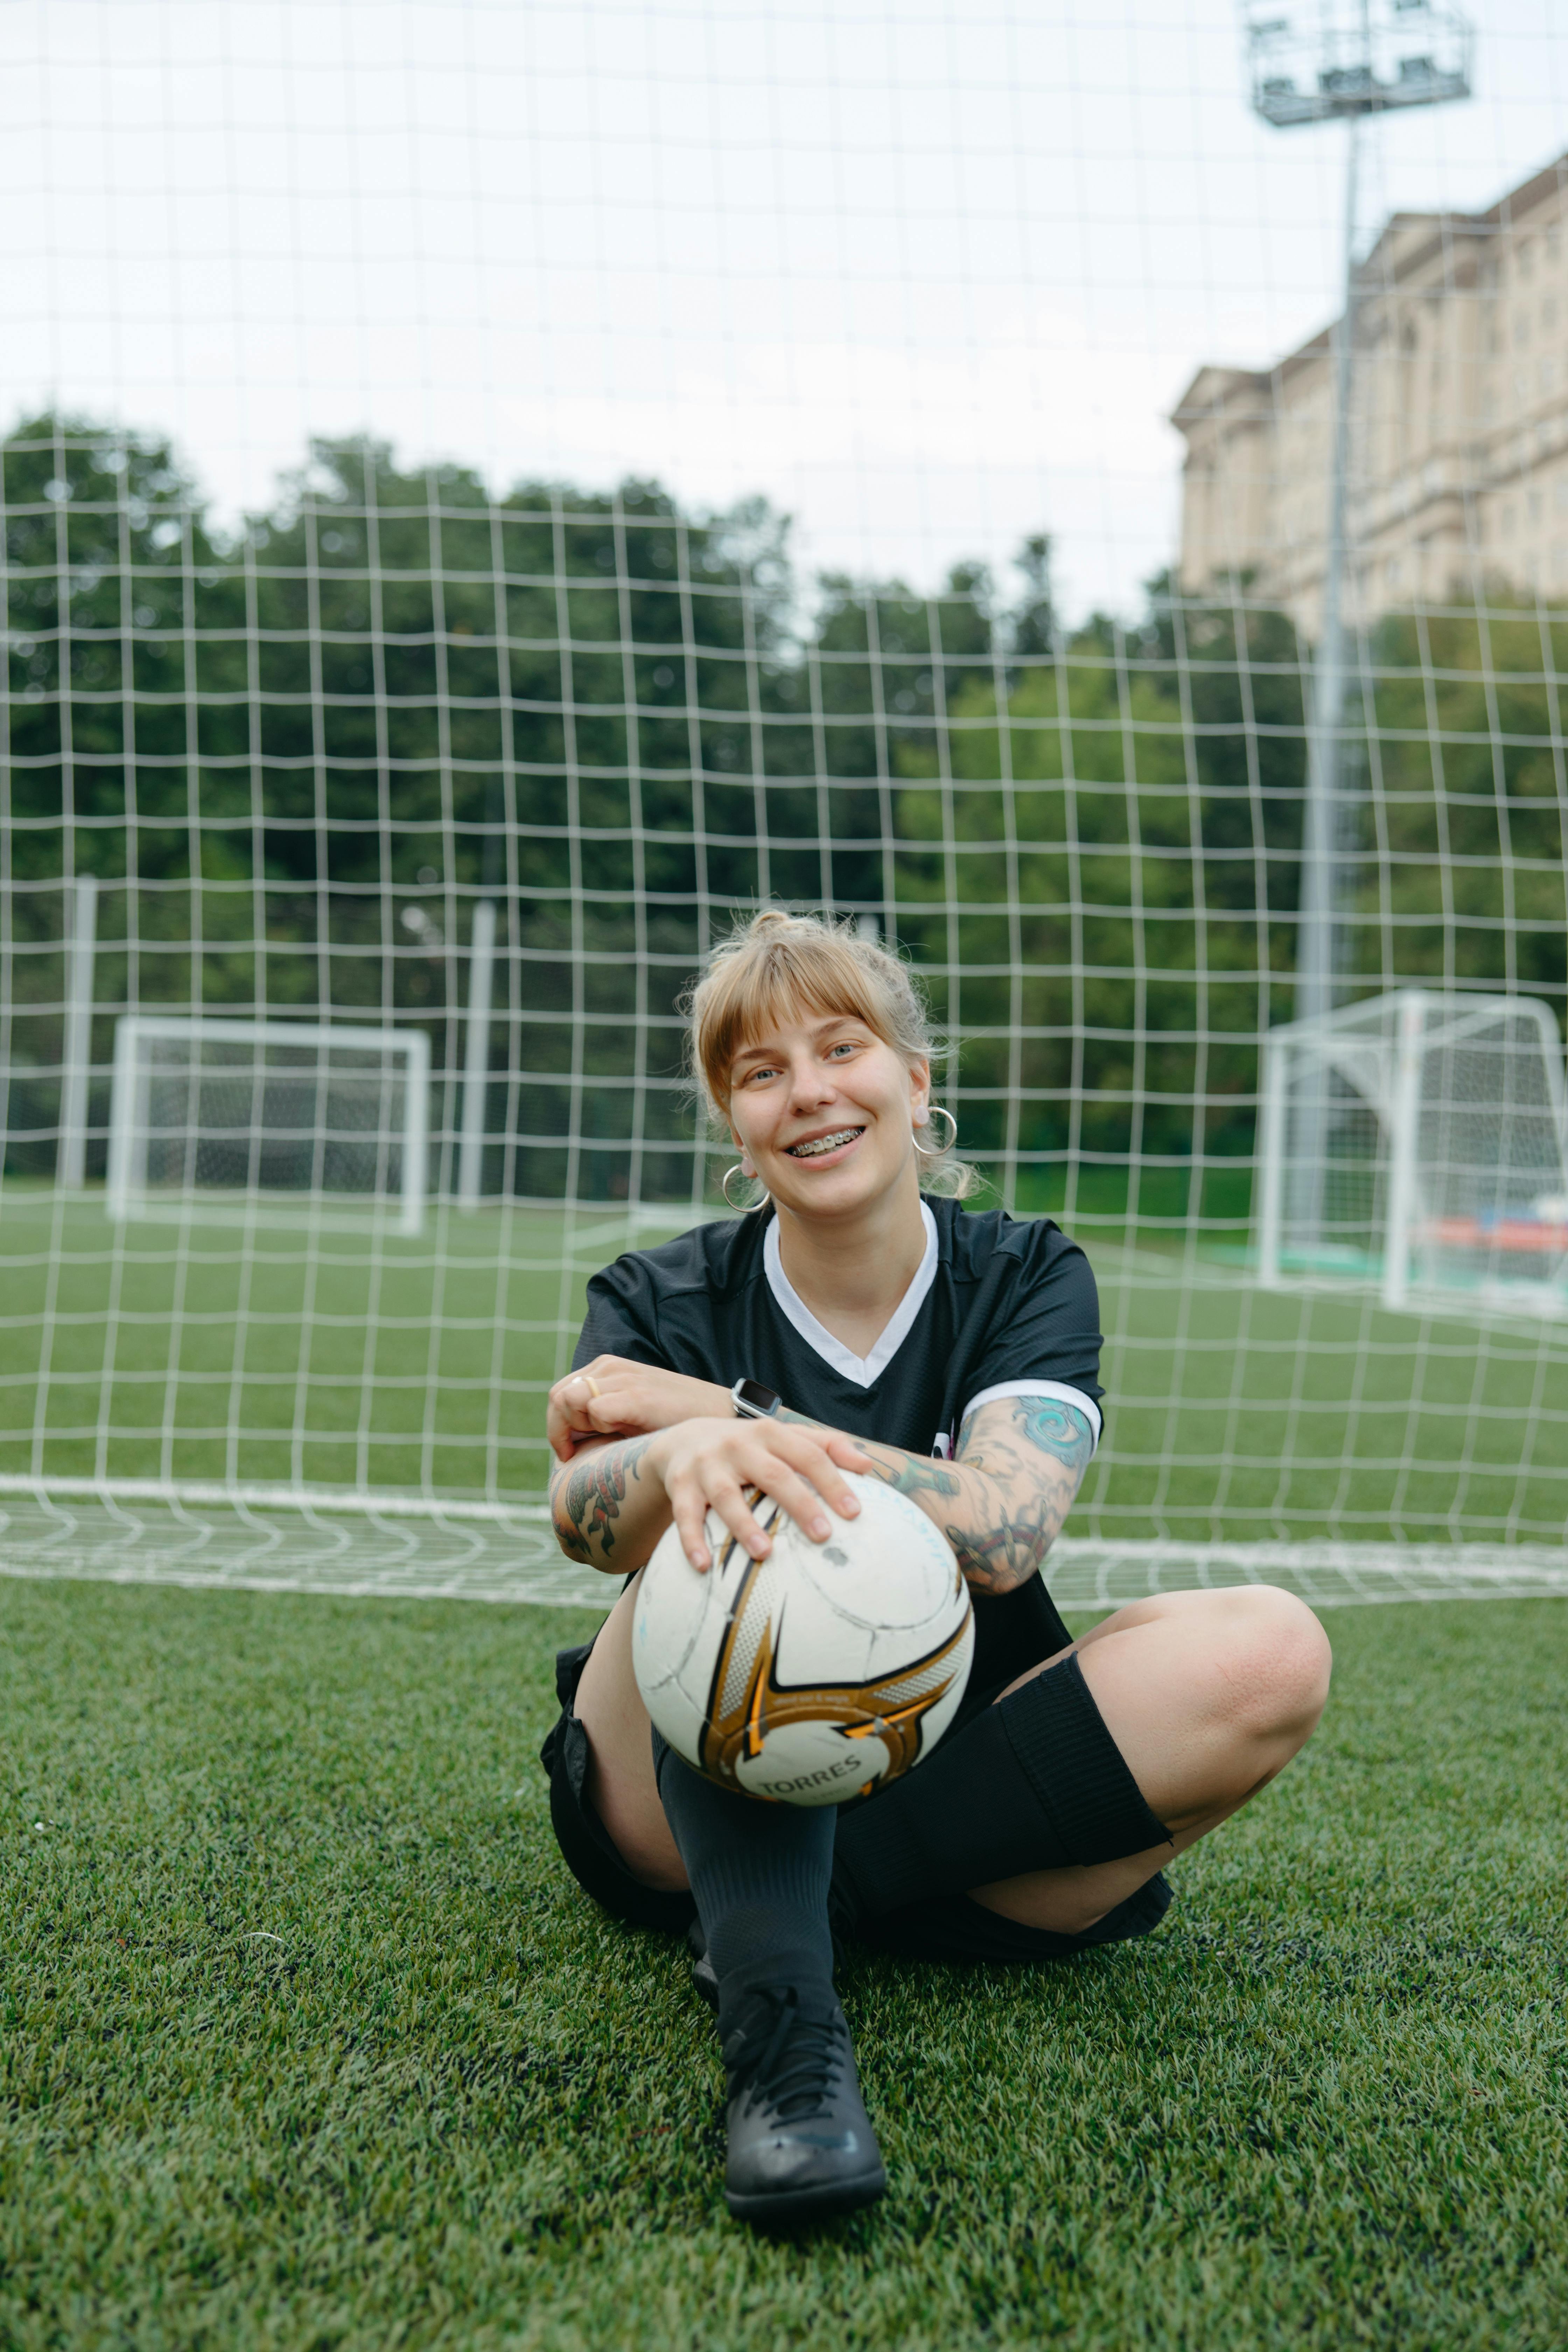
[580,1374,601,1400]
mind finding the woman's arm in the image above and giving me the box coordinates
[781,1393,1096,1597]
[548,1417,874,1575]
[547,1358,874,1576]
[545,1357,1096,1592]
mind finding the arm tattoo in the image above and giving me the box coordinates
[550,1436,651,1564]
[853,1447,961,1504]
[1004,1397,1096,1477]
[778,1408,960,1502]
[944,1396,1097,1598]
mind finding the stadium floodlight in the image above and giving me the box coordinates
[105,1016,431,1236]
[1242,1,1474,1239]
[1246,1,1473,128]
[1257,992,1568,1316]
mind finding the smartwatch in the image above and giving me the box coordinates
[731,1378,782,1421]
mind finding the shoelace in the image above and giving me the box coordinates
[735,1987,849,2124]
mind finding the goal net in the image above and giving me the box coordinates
[1259,992,1568,1315]
[2,2,1567,1610]
[105,1016,430,1235]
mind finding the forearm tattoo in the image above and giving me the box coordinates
[853,1447,962,1504]
[550,1435,652,1564]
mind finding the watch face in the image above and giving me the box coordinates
[734,1379,780,1417]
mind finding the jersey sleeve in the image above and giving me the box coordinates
[571,1253,676,1373]
[960,1226,1105,1447]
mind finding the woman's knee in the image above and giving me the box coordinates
[1207,1585,1332,1749]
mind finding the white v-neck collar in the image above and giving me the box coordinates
[763,1203,939,1388]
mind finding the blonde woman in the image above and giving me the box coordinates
[541,910,1330,2227]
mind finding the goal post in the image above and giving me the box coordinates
[105,1016,432,1236]
[1258,991,1568,1315]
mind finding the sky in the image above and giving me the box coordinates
[2,0,1566,618]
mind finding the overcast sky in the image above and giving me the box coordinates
[2,0,1564,617]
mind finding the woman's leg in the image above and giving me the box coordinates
[572,1576,882,2225]
[572,1572,689,1892]
[970,1585,1331,1933]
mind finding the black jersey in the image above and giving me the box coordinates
[571,1194,1104,1690]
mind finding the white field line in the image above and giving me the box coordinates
[0,1480,1562,1609]
[0,1473,552,1521]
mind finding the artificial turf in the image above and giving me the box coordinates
[3,1578,1566,2350]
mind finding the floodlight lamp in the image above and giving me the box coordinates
[1242,0,1472,127]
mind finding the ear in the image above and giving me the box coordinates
[908,1056,931,1121]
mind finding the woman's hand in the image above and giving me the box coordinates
[547,1356,731,1461]
[648,1416,873,1572]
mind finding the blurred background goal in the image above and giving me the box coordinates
[2,0,1566,1607]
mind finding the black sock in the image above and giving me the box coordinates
[831,1652,1170,1930]
[652,1729,836,2033]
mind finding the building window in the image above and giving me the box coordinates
[1515,312,1531,348]
[1503,502,1516,537]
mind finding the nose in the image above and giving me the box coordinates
[785,1050,835,1112]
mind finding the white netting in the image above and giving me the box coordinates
[2,1,1566,1605]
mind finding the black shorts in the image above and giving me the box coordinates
[539,1614,1172,1968]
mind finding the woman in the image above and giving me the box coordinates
[541,909,1330,2228]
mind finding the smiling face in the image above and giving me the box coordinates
[726,1005,930,1226]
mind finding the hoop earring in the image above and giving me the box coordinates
[722,1163,769,1212]
[912,1105,959,1157]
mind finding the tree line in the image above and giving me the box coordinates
[5,412,1564,1205]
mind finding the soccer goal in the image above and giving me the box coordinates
[1257,992,1568,1316]
[104,1017,432,1237]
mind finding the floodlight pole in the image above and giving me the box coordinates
[1296,111,1362,1033]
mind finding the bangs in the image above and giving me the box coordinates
[696,934,893,1114]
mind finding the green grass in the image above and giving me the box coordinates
[5,1187,1567,1540]
[2,1579,1565,2349]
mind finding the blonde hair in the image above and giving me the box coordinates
[684,908,979,1198]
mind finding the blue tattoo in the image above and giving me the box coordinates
[1010,1398,1095,1473]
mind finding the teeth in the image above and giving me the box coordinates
[788,1128,863,1158]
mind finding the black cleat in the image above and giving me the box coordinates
[721,1986,888,2226]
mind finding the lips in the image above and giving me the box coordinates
[785,1126,866,1160]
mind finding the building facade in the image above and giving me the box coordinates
[1173,154,1568,637]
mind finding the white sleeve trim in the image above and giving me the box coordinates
[959,1381,1102,1451]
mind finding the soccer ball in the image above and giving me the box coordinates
[632,1472,974,1807]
